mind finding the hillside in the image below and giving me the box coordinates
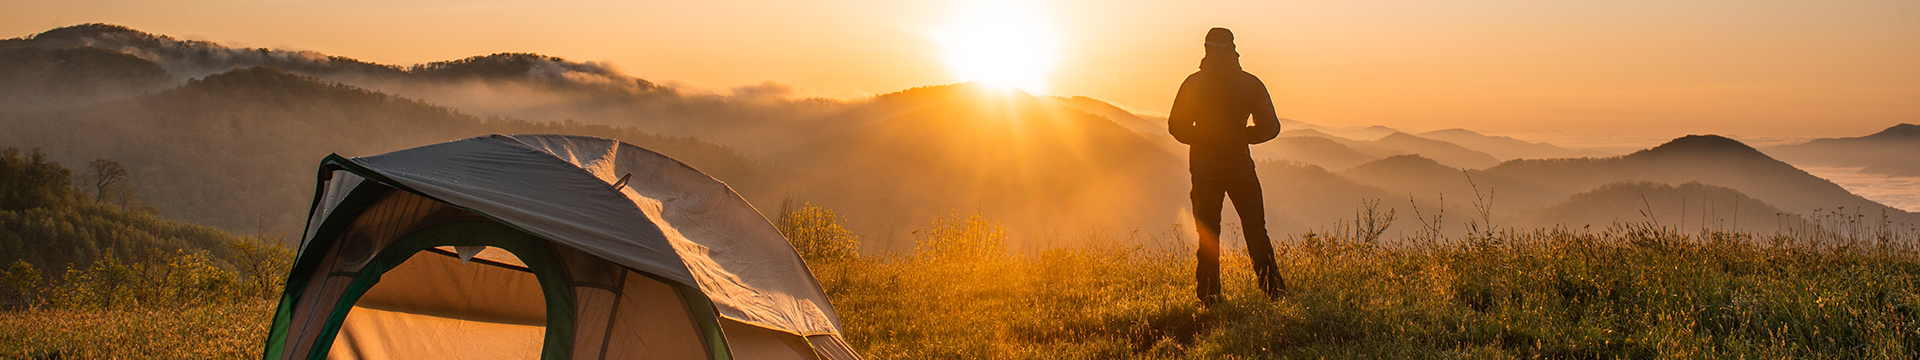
[1252,136,1380,171]
[1308,135,1916,234]
[1256,129,1502,169]
[1417,128,1611,160]
[6,24,866,156]
[787,88,1186,248]
[1048,96,1163,135]
[1047,95,1184,155]
[1763,123,1920,176]
[1514,181,1791,232]
[1250,161,1393,236]
[22,23,402,80]
[0,148,257,273]
[1489,135,1916,224]
[1329,154,1558,236]
[0,66,788,235]
[0,41,176,109]
[1277,119,1400,140]
[1373,132,1502,169]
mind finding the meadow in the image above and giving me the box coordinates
[4,204,1917,359]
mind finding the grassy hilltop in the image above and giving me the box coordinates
[8,200,1915,359]
[803,205,1920,359]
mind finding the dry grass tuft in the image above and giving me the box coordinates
[0,300,273,359]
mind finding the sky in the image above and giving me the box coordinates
[5,0,1918,146]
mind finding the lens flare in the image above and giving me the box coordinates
[933,0,1059,93]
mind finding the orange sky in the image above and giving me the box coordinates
[5,0,1917,146]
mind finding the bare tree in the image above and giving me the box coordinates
[87,158,127,203]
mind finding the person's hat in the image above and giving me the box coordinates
[1205,28,1234,48]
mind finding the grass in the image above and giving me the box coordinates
[0,300,273,359]
[811,211,1920,359]
[4,208,1916,359]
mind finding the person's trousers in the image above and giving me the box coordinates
[1192,176,1282,302]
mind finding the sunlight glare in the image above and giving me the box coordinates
[934,0,1060,94]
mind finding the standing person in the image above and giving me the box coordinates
[1168,27,1285,304]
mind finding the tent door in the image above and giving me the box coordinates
[314,221,577,360]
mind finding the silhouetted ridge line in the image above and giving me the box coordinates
[408,53,663,90]
[1628,134,1770,160]
[866,82,998,103]
[1860,123,1919,141]
[1761,123,1920,179]
[1415,128,1612,160]
[24,23,402,79]
[181,66,347,92]
[153,66,403,109]
[17,23,671,88]
[1348,154,1451,173]
[27,23,149,43]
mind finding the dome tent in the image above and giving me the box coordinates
[261,134,859,360]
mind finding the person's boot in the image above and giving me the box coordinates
[1263,275,1288,300]
[1254,265,1286,300]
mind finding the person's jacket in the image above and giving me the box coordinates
[1167,67,1281,181]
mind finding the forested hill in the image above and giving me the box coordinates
[0,66,789,235]
[0,39,177,109]
[0,148,251,273]
[6,23,846,156]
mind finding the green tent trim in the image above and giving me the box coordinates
[262,155,735,360]
[304,221,576,360]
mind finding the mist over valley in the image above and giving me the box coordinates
[4,24,1916,253]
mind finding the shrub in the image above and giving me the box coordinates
[912,212,1008,262]
[777,202,863,263]
[38,249,239,310]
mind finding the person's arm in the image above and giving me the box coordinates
[1243,76,1281,144]
[1167,75,1199,145]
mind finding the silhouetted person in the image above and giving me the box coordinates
[1168,27,1284,304]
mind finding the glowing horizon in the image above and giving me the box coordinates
[933,0,1059,94]
[3,0,1915,143]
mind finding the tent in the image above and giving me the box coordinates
[261,134,860,360]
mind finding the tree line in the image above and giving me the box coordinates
[0,147,290,310]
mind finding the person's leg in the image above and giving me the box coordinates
[1191,179,1227,304]
[1226,175,1284,298]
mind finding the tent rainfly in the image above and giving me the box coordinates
[261,134,860,360]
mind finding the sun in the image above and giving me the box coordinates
[933,0,1060,94]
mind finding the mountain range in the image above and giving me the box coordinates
[1763,123,1920,177]
[3,23,1912,249]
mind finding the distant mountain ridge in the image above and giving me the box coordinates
[1764,123,1920,177]
[1254,129,1502,170]
[1417,128,1611,160]
[1323,134,1916,236]
[1278,119,1400,140]
[1256,136,1380,170]
[8,24,825,153]
[5,23,1910,247]
[1489,135,1911,222]
[23,23,403,79]
[8,23,1603,167]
